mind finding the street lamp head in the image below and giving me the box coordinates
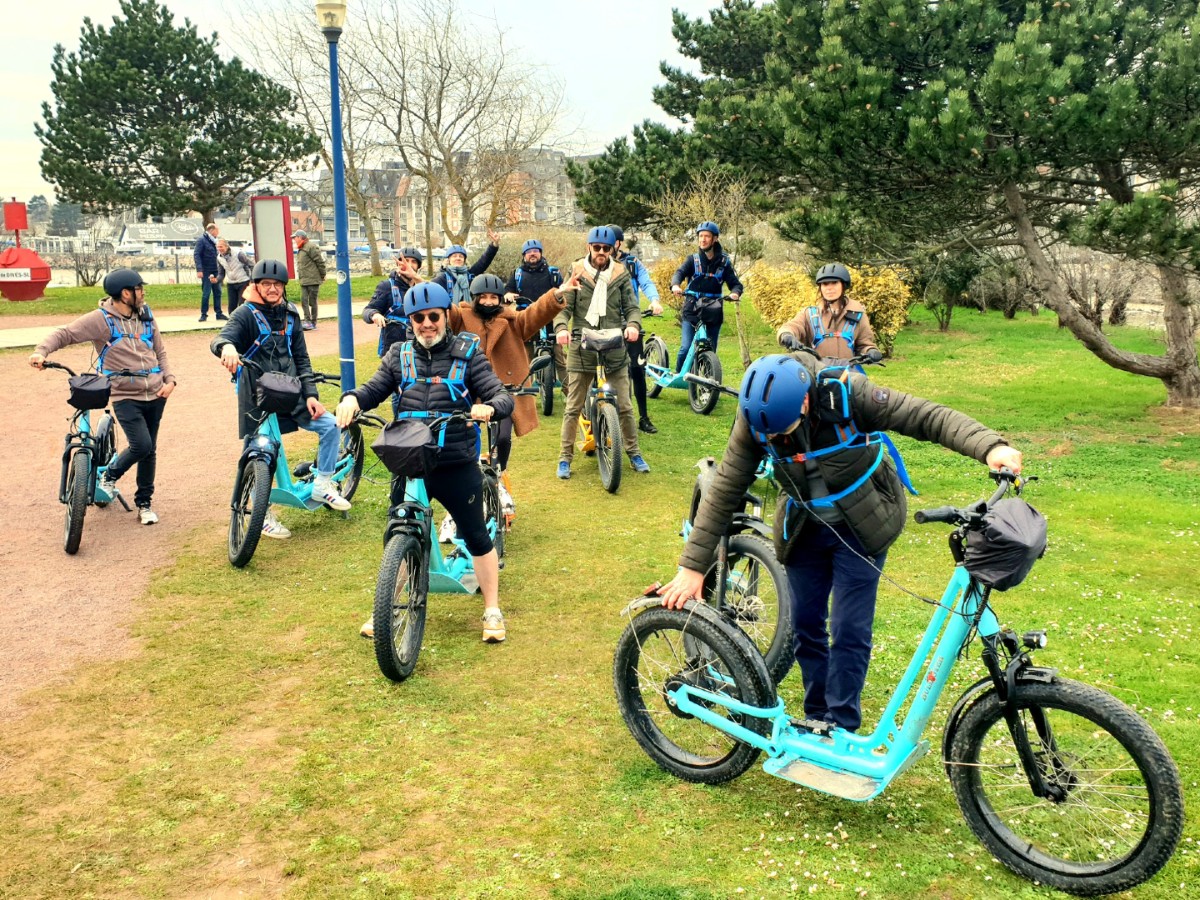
[316,1,347,35]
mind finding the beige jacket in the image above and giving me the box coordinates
[36,300,175,401]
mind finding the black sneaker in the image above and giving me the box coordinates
[638,416,658,434]
[215,313,228,320]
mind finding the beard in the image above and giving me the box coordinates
[416,325,446,349]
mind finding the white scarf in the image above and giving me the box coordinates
[582,259,613,326]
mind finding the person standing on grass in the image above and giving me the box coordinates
[670,221,742,372]
[29,268,176,526]
[777,263,878,361]
[336,282,514,643]
[659,353,1024,733]
[607,224,663,435]
[554,226,650,479]
[194,222,224,322]
[292,230,326,331]
[216,239,253,314]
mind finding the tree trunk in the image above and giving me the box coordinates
[1002,182,1199,407]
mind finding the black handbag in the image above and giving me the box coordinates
[67,373,111,410]
[255,371,303,414]
[371,417,441,477]
[580,327,624,353]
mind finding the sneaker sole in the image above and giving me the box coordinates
[482,631,506,643]
[261,530,291,539]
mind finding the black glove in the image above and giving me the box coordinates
[778,332,801,351]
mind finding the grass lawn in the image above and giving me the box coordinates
[0,276,386,318]
[1,305,1197,898]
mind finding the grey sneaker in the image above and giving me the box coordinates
[482,609,506,643]
[360,618,374,639]
[99,473,118,497]
[137,506,159,525]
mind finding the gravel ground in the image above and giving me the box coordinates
[0,319,373,721]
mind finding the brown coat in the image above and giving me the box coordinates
[446,287,565,436]
[779,296,877,360]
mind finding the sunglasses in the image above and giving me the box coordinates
[410,310,443,324]
[589,244,612,252]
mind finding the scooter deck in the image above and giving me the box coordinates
[764,757,884,801]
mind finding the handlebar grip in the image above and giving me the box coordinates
[914,506,960,525]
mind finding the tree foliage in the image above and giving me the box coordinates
[37,0,319,224]
[600,0,1200,405]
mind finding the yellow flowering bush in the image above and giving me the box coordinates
[651,256,687,313]
[746,261,913,355]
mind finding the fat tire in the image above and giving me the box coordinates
[373,534,427,682]
[596,402,622,494]
[705,534,793,685]
[689,351,723,415]
[947,678,1184,896]
[645,336,669,399]
[482,471,505,563]
[63,451,89,555]
[339,423,365,501]
[613,606,774,784]
[538,356,555,416]
[228,459,270,568]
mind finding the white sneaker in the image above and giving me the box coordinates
[312,477,351,511]
[99,473,118,496]
[482,608,506,643]
[498,483,515,518]
[438,512,458,543]
[262,511,292,539]
[360,618,374,639]
[137,507,159,525]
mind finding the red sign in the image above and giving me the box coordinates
[2,202,28,233]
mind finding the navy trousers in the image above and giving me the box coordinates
[785,519,887,731]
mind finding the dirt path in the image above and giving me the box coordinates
[0,319,374,721]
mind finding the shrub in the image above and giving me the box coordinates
[651,256,687,313]
[745,261,912,355]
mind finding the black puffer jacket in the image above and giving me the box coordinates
[348,332,514,467]
[211,299,316,439]
[362,273,412,355]
[505,259,562,305]
[680,356,1009,570]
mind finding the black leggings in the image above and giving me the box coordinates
[390,461,492,556]
[625,332,649,419]
[108,397,167,508]
[493,417,514,471]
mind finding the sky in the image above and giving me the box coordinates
[0,0,723,206]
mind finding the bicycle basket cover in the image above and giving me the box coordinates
[68,373,111,410]
[371,417,441,477]
[964,497,1047,591]
[580,327,624,353]
[255,372,303,414]
[695,295,723,323]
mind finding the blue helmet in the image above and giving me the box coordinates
[696,221,720,237]
[445,245,468,260]
[403,282,452,316]
[739,355,813,436]
[521,239,543,255]
[586,226,617,248]
[603,224,625,244]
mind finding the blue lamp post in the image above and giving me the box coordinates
[317,0,355,391]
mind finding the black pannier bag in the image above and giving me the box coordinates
[965,497,1048,591]
[255,372,303,414]
[371,417,441,478]
[695,295,724,324]
[68,373,111,410]
[580,327,624,353]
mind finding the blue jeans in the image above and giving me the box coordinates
[301,412,341,476]
[200,276,222,317]
[785,520,887,732]
[675,318,721,372]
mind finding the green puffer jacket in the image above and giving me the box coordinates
[680,357,1009,571]
[296,240,327,286]
[553,259,641,373]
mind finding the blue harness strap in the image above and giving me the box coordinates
[806,305,861,352]
[244,306,294,362]
[396,335,481,453]
[96,307,161,377]
[379,282,408,356]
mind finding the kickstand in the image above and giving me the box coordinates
[116,493,133,512]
